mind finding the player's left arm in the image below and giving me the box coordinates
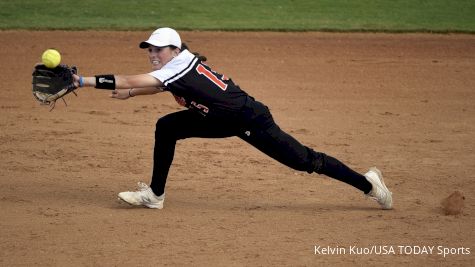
[74,73,163,89]
[72,73,185,106]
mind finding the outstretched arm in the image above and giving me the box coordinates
[73,73,162,89]
[110,87,165,100]
[72,73,185,106]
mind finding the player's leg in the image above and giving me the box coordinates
[150,110,239,196]
[240,113,392,209]
[119,110,240,208]
[240,114,377,193]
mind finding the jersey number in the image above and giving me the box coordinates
[196,64,228,91]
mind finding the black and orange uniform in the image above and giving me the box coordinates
[148,49,372,196]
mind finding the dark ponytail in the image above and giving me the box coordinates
[181,43,207,62]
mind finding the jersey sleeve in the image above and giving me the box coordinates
[147,68,175,84]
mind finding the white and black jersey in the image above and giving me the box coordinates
[149,49,266,121]
[147,50,374,202]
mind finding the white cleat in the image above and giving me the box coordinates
[118,182,165,209]
[364,167,393,210]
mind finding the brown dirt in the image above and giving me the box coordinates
[1,31,474,266]
[442,191,465,216]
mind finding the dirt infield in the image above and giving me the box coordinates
[1,31,474,266]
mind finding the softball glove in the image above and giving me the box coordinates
[32,64,78,106]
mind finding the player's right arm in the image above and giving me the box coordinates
[110,87,165,100]
[114,74,162,89]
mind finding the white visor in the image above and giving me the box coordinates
[139,27,182,49]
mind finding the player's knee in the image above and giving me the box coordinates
[312,152,327,174]
[155,115,177,139]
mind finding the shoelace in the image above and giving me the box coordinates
[137,182,150,192]
[136,182,164,203]
[368,186,383,202]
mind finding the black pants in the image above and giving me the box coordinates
[150,110,372,196]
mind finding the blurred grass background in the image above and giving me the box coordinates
[0,0,474,32]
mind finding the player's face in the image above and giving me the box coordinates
[148,46,178,70]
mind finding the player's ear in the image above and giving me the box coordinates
[172,46,180,57]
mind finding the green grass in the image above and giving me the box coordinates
[0,0,474,32]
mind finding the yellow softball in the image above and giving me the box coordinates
[41,49,61,68]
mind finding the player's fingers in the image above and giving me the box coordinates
[72,75,80,88]
[110,90,118,98]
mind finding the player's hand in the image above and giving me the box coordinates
[72,74,80,88]
[111,89,131,100]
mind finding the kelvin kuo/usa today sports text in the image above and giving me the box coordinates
[314,245,471,257]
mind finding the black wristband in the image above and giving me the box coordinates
[95,75,116,90]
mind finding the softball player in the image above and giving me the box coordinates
[74,27,392,210]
